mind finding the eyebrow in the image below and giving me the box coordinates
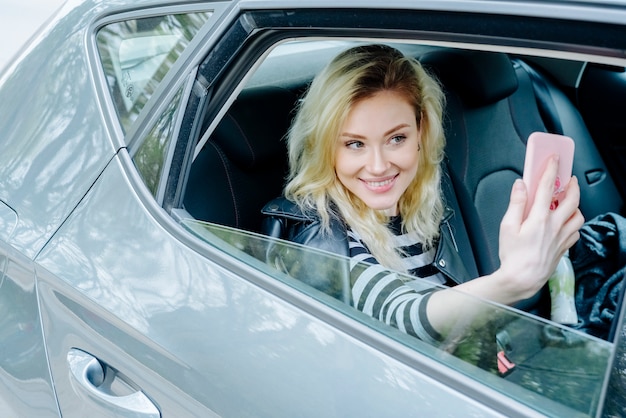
[340,123,412,139]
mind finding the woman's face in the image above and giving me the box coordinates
[335,90,420,216]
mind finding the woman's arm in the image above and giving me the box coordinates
[426,156,585,335]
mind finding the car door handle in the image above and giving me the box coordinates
[67,348,160,418]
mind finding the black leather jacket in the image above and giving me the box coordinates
[261,197,473,302]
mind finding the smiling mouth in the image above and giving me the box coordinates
[362,174,398,189]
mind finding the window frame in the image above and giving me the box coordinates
[87,3,229,154]
[94,11,213,133]
[174,8,626,213]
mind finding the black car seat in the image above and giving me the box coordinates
[183,86,297,232]
[420,48,623,315]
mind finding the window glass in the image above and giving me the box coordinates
[133,84,184,197]
[181,219,613,417]
[96,12,211,133]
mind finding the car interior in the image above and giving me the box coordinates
[182,39,625,336]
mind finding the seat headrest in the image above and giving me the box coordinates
[211,86,297,168]
[421,49,518,107]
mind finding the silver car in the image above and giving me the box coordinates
[1,0,626,416]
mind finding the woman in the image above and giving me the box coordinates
[262,44,583,343]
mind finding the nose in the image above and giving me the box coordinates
[367,147,390,174]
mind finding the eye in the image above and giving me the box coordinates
[345,140,365,149]
[389,134,407,145]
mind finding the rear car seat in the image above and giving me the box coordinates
[183,86,297,232]
[420,48,623,314]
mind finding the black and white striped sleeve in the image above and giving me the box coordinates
[347,230,442,344]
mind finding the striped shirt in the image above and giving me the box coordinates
[348,216,445,344]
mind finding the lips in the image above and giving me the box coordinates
[361,174,398,192]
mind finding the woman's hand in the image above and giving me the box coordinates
[427,156,584,333]
[494,155,584,304]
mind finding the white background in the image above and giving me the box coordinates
[0,0,67,70]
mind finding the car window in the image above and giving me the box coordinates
[132,83,186,198]
[96,11,211,133]
[181,219,613,417]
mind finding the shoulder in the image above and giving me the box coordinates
[261,196,317,222]
[261,196,349,255]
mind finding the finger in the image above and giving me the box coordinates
[500,179,527,231]
[557,176,580,210]
[556,208,584,249]
[555,227,581,259]
[564,229,581,250]
[529,155,559,218]
[565,208,585,236]
[565,175,580,199]
[563,176,580,207]
[553,176,581,221]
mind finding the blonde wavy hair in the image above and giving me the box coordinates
[284,44,446,271]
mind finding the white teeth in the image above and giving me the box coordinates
[368,178,393,187]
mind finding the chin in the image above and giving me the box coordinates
[365,201,398,215]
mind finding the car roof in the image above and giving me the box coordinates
[70,0,626,17]
[234,0,626,23]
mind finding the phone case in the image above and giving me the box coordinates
[522,132,575,219]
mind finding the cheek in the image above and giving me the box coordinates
[397,149,420,173]
[334,151,360,178]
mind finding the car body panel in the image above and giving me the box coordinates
[0,0,117,259]
[0,240,59,416]
[0,200,17,244]
[0,0,228,259]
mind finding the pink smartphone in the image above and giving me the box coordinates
[522,132,575,219]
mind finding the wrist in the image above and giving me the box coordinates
[484,268,524,305]
[455,268,525,307]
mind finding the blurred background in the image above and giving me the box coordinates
[1,0,66,70]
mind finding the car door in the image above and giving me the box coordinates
[34,2,626,418]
